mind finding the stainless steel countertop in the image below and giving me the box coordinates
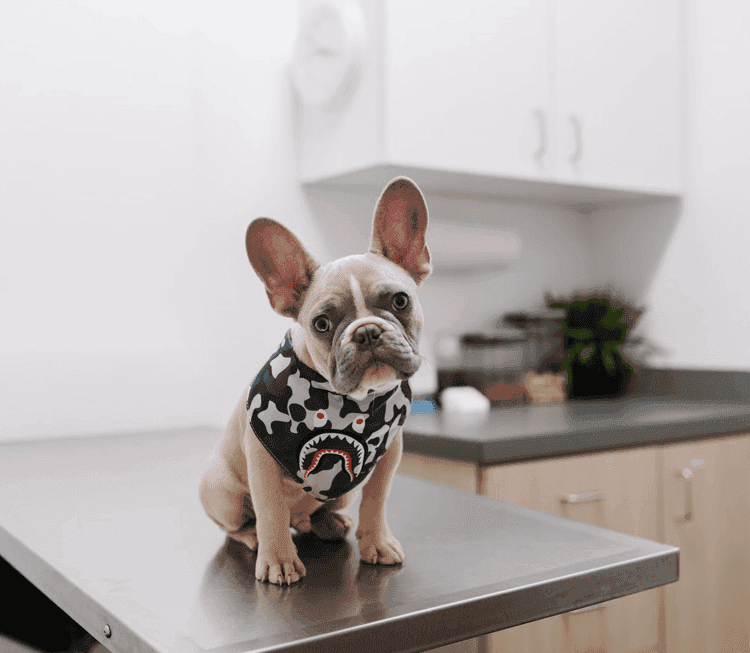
[0,427,678,653]
[404,398,750,463]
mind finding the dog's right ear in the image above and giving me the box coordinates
[246,218,320,319]
[370,177,431,285]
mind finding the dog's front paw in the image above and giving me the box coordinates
[255,544,306,585]
[356,527,405,566]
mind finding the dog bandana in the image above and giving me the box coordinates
[247,331,411,501]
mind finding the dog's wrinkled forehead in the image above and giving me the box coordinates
[300,254,417,321]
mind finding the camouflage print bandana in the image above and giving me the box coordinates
[247,330,411,501]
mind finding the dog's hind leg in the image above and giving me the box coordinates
[309,492,356,541]
[200,457,258,550]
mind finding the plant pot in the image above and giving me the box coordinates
[566,348,633,400]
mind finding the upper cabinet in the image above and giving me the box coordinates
[293,0,683,203]
[385,0,552,183]
[553,0,683,194]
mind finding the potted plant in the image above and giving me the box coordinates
[546,290,645,400]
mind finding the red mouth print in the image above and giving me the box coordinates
[304,449,354,481]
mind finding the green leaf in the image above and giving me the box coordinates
[600,307,625,329]
[580,345,595,363]
[601,342,618,371]
[563,327,594,340]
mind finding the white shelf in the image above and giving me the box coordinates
[301,163,681,211]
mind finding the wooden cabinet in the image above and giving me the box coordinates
[296,0,683,198]
[399,449,661,653]
[661,437,750,653]
[398,431,750,653]
[482,450,661,653]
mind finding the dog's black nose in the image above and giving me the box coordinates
[353,323,382,346]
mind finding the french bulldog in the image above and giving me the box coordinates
[199,177,430,585]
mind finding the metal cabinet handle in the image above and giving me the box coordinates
[569,114,583,164]
[680,467,694,521]
[533,109,547,163]
[560,490,607,505]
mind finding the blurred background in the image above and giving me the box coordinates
[4,2,750,653]
[1,0,749,437]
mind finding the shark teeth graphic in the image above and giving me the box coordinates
[298,433,365,478]
[305,449,353,481]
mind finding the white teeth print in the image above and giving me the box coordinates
[298,433,365,477]
[298,435,321,464]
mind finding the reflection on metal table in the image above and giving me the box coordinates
[0,427,678,653]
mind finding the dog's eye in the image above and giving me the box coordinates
[392,292,410,311]
[313,315,331,333]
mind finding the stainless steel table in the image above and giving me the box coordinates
[0,427,678,653]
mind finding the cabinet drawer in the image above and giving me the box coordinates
[481,448,659,539]
[483,448,660,653]
[397,451,479,493]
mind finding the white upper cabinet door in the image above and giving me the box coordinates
[554,0,683,194]
[384,0,553,180]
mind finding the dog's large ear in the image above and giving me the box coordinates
[369,177,431,284]
[246,218,320,319]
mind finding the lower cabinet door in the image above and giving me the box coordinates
[662,435,750,653]
[482,448,661,653]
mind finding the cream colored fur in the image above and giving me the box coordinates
[199,177,429,585]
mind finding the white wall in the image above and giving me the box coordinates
[588,199,681,313]
[6,1,678,442]
[0,1,596,441]
[590,0,750,370]
[0,0,335,441]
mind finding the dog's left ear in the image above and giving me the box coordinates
[369,177,431,284]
